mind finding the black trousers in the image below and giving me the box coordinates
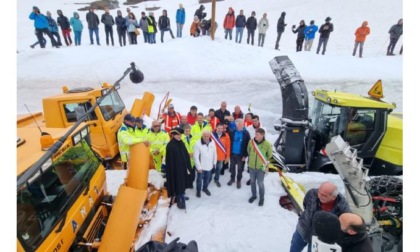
[105,26,114,45]
[36,28,57,47]
[247,30,255,45]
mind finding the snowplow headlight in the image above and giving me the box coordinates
[312,91,316,96]
[327,97,332,102]
[333,99,338,104]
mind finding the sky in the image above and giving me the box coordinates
[10,0,411,251]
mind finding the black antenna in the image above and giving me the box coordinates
[24,104,43,134]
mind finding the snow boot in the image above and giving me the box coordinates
[249,196,256,203]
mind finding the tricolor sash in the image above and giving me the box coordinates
[211,133,227,155]
[251,139,269,168]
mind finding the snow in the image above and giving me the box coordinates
[9,0,413,251]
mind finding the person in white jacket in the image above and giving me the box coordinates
[257,13,269,47]
[194,129,217,198]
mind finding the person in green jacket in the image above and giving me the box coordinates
[134,117,149,139]
[247,128,272,206]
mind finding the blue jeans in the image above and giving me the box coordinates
[316,37,329,55]
[290,230,311,252]
[89,28,100,45]
[225,29,233,40]
[235,27,244,43]
[196,170,211,191]
[74,31,82,45]
[176,23,183,37]
[143,31,149,43]
[249,168,265,199]
[214,161,224,182]
[149,32,156,44]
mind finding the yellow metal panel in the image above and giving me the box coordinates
[375,114,403,165]
[313,89,396,109]
[127,143,150,190]
[130,92,155,117]
[99,186,147,252]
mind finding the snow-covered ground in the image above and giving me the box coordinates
[9,0,412,251]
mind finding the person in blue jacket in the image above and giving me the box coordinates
[46,11,63,46]
[175,4,186,38]
[29,6,59,48]
[70,12,83,46]
[304,20,318,51]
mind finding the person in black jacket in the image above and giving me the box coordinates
[86,7,100,45]
[387,19,403,56]
[235,9,246,43]
[292,20,306,52]
[275,12,287,50]
[158,9,175,43]
[338,213,374,252]
[101,8,115,46]
[246,11,257,45]
[290,182,351,252]
[115,10,127,46]
[165,127,193,210]
[194,4,206,21]
[56,9,72,46]
[316,17,334,55]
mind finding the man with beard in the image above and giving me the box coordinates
[165,127,193,210]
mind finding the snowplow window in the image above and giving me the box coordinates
[17,139,100,251]
[64,102,97,123]
[98,90,125,121]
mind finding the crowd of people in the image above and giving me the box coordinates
[116,101,375,251]
[117,102,270,208]
[29,5,403,56]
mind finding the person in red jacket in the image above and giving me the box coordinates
[353,21,370,58]
[187,105,198,125]
[160,104,181,137]
[223,7,235,40]
[208,108,220,130]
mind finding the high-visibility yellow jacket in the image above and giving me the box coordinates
[181,133,199,167]
[117,123,144,162]
[146,128,170,160]
[134,125,149,139]
[191,121,212,138]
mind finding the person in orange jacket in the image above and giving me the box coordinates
[211,123,231,187]
[223,7,235,40]
[160,104,181,137]
[190,15,200,37]
[352,21,370,58]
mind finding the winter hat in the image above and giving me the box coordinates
[74,12,79,18]
[310,20,315,25]
[281,11,286,16]
[124,113,136,122]
[171,127,184,136]
[135,117,143,124]
[168,104,175,109]
[57,9,63,15]
[325,17,332,22]
[312,211,341,244]
[33,6,39,10]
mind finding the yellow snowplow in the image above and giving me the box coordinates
[17,63,169,252]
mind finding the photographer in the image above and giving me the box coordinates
[29,6,59,48]
[292,20,306,52]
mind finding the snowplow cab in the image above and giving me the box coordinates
[311,89,402,175]
[18,83,155,168]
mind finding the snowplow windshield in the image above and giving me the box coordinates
[311,100,376,147]
[98,89,126,121]
[17,139,100,251]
